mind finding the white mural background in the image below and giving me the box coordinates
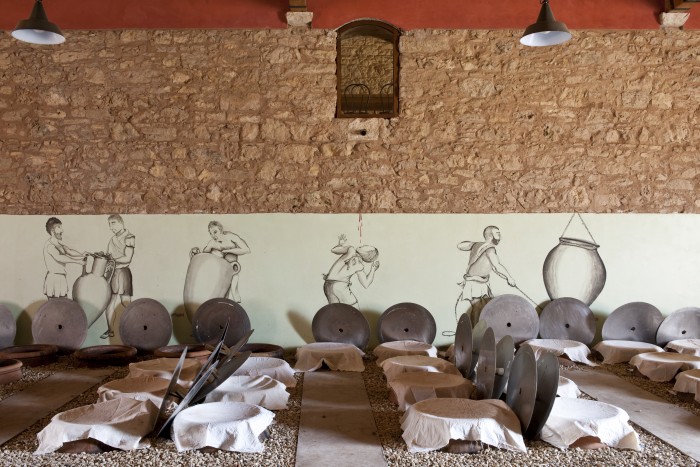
[1,213,698,348]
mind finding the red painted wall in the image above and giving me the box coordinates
[0,0,697,31]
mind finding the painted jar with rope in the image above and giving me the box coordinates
[542,213,606,306]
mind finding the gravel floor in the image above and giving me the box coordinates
[0,353,698,467]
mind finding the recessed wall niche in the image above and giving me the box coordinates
[336,19,400,118]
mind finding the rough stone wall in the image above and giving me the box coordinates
[341,35,394,93]
[0,28,697,214]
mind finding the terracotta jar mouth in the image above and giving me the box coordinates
[559,237,600,250]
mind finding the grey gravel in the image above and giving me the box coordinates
[0,353,698,466]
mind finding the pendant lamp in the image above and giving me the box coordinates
[12,0,65,45]
[520,0,571,47]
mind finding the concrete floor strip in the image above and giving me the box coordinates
[561,367,700,462]
[296,371,386,467]
[0,367,114,446]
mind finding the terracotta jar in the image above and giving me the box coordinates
[542,237,606,306]
[72,254,115,327]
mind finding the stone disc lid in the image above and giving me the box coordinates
[656,307,700,347]
[311,303,370,349]
[602,302,663,343]
[479,294,539,345]
[539,297,595,345]
[377,302,436,344]
[192,298,251,347]
[31,298,87,352]
[493,335,515,400]
[119,298,173,352]
[453,313,473,378]
[525,351,559,439]
[475,327,496,400]
[506,345,538,432]
[0,304,16,348]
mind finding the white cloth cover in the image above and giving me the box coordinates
[35,398,158,455]
[294,342,365,372]
[389,372,474,410]
[373,340,438,365]
[665,339,700,357]
[629,351,700,382]
[541,398,640,450]
[380,355,462,382]
[672,369,700,394]
[204,375,290,410]
[593,340,664,364]
[557,376,581,399]
[97,376,182,410]
[171,401,274,453]
[522,339,597,366]
[128,358,202,388]
[233,356,297,387]
[401,398,526,453]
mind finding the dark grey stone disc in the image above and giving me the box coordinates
[192,298,251,347]
[493,335,514,399]
[656,307,700,347]
[453,313,472,378]
[506,345,538,432]
[31,298,87,352]
[479,294,539,345]
[119,298,173,352]
[525,351,559,439]
[475,327,496,400]
[539,297,596,345]
[377,302,436,344]
[602,302,663,343]
[0,304,16,348]
[312,303,370,349]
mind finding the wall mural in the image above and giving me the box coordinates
[454,225,517,326]
[2,213,698,349]
[183,220,250,323]
[322,234,380,306]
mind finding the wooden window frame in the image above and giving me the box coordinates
[336,19,400,119]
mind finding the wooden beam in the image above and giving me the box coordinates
[669,0,699,11]
[289,0,307,12]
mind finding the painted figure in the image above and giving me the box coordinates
[323,234,380,306]
[101,214,135,339]
[455,225,516,325]
[201,220,250,302]
[43,217,85,299]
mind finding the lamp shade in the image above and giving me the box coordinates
[12,0,65,45]
[520,0,571,47]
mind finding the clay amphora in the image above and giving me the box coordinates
[183,252,237,323]
[542,237,606,306]
[72,254,115,327]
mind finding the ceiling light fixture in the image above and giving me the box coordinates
[520,0,571,47]
[12,0,65,45]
